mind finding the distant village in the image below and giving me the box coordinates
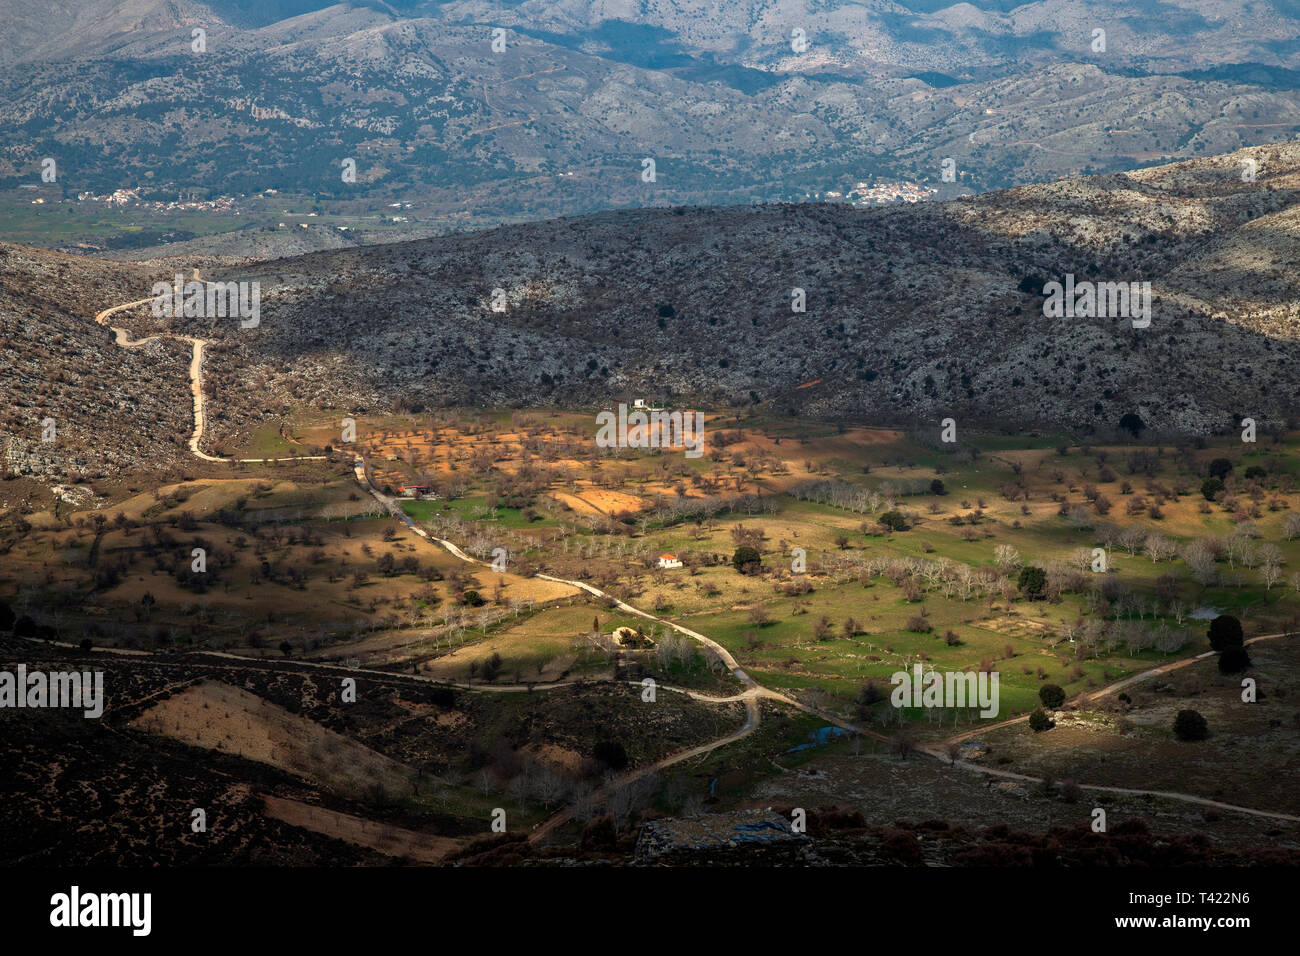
[53,180,938,216]
[72,188,237,212]
[807,180,939,205]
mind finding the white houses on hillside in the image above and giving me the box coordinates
[657,554,683,569]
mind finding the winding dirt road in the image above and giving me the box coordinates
[94,276,223,463]
[95,272,324,464]
[351,467,1300,829]
[88,283,1300,835]
[926,631,1291,750]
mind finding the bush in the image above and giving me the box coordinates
[428,687,456,708]
[1017,565,1047,599]
[1218,646,1252,674]
[593,740,628,770]
[1207,614,1244,652]
[905,615,933,633]
[1173,709,1209,741]
[732,545,762,575]
[879,510,909,532]
[1207,458,1234,480]
[930,478,946,496]
[1029,708,1054,732]
[879,828,923,864]
[1201,477,1224,500]
[1018,273,1045,294]
[462,588,486,607]
[1119,412,1145,437]
[856,680,883,706]
[1038,683,1066,709]
[579,814,619,851]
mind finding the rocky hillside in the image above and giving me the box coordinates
[4,141,1298,482]
[124,140,1297,443]
[0,246,193,481]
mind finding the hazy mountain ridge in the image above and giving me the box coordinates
[2,0,1299,232]
[433,0,1300,74]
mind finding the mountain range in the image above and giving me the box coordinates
[2,0,1299,235]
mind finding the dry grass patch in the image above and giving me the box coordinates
[130,679,423,799]
[261,794,462,863]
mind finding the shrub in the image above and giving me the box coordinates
[428,687,456,708]
[1119,412,1145,437]
[593,740,628,770]
[856,680,883,706]
[1173,709,1209,741]
[1201,477,1224,500]
[1038,683,1066,709]
[1017,565,1047,599]
[880,828,923,864]
[1207,458,1234,480]
[906,615,933,634]
[930,478,946,495]
[1028,708,1054,732]
[579,814,619,851]
[732,545,762,575]
[1207,614,1244,652]
[879,510,909,532]
[1218,646,1252,674]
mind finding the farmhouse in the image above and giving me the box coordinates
[397,484,432,498]
[657,554,683,569]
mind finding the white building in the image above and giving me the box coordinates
[657,554,683,570]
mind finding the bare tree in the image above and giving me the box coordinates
[993,544,1021,570]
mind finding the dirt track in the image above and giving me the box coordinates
[81,279,1300,847]
[95,272,324,464]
